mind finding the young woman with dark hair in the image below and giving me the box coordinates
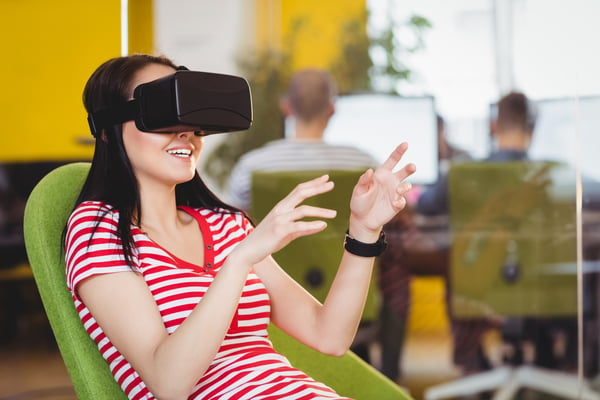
[64,54,415,400]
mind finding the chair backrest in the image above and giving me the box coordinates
[448,161,577,318]
[24,163,411,400]
[23,162,127,399]
[251,169,379,322]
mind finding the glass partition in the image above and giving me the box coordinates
[361,1,600,399]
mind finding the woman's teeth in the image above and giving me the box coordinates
[167,149,191,157]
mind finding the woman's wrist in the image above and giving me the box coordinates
[347,218,381,243]
[226,244,257,270]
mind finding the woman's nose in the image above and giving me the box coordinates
[178,131,193,138]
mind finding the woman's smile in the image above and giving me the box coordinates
[166,146,194,159]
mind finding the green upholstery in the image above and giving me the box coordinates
[250,169,380,322]
[448,161,577,318]
[24,163,411,400]
[268,324,411,399]
[23,162,126,400]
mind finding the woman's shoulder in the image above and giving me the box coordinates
[71,200,116,215]
[68,201,119,227]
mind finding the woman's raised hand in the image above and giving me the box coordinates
[231,143,415,266]
[348,142,416,238]
[233,175,337,266]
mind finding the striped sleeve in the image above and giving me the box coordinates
[65,201,136,299]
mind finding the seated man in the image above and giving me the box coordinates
[416,92,579,374]
[227,68,378,212]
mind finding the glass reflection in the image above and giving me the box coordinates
[364,1,600,398]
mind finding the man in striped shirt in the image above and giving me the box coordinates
[227,69,378,211]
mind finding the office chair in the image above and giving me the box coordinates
[424,161,599,400]
[23,163,410,400]
[23,162,125,399]
[251,169,381,349]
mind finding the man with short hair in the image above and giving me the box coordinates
[227,68,378,212]
[417,91,535,216]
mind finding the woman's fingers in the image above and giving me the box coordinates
[387,181,412,209]
[257,177,338,247]
[376,142,417,182]
[250,203,336,259]
[380,142,409,171]
[396,162,417,180]
[354,168,373,188]
[270,204,337,237]
[242,175,341,264]
[276,174,335,210]
[285,220,330,239]
[287,204,337,222]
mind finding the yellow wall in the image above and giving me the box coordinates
[255,0,366,70]
[129,0,154,55]
[0,0,153,162]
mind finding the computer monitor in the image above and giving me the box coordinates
[322,94,439,185]
[529,96,600,182]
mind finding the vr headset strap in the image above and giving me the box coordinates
[87,99,141,137]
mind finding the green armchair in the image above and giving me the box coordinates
[251,169,380,322]
[447,161,577,319]
[424,161,595,400]
[23,163,410,400]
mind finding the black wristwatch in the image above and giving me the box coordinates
[343,229,387,257]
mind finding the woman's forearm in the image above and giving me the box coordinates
[316,249,376,355]
[138,256,252,399]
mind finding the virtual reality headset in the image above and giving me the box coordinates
[87,70,252,137]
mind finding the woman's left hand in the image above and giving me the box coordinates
[349,142,416,237]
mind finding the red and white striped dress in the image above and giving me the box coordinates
[65,201,350,400]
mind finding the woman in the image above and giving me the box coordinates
[65,54,415,400]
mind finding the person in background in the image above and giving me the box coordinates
[64,54,416,400]
[416,91,543,373]
[226,68,378,212]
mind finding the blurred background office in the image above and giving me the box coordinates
[1,0,600,399]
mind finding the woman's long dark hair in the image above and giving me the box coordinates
[68,54,244,267]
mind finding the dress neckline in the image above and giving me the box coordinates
[135,206,217,274]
